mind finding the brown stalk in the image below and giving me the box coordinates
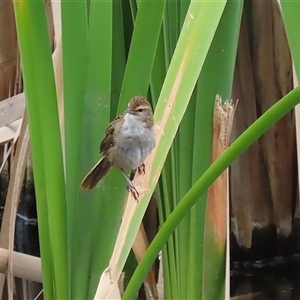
[132,223,158,300]
[207,95,236,248]
[203,95,237,299]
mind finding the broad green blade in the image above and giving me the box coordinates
[65,1,124,299]
[13,1,68,298]
[61,2,88,293]
[117,0,166,112]
[110,0,126,118]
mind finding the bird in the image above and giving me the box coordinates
[80,96,156,200]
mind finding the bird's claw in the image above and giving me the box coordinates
[137,163,145,175]
[130,187,139,201]
[127,181,139,201]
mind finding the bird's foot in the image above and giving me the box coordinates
[127,180,139,201]
[121,168,140,201]
[137,163,145,175]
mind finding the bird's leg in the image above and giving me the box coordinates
[137,163,145,175]
[121,169,139,200]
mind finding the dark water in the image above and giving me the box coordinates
[231,219,300,300]
[0,179,42,300]
[14,212,41,300]
[231,255,300,299]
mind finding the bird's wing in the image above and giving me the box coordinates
[100,114,123,153]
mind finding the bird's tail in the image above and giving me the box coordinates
[80,156,112,190]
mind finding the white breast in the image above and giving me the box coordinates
[113,113,155,170]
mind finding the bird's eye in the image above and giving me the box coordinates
[138,109,143,112]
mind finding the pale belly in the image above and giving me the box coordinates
[113,132,155,170]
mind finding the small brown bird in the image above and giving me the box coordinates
[80,96,156,199]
